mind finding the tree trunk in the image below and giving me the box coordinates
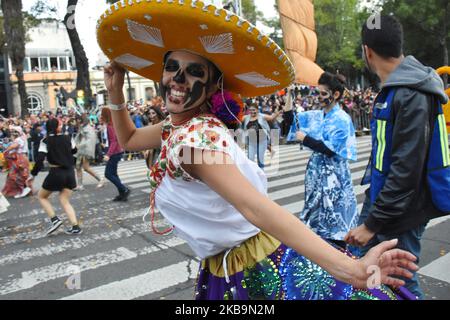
[63,0,92,109]
[1,0,28,116]
[16,66,27,115]
[153,81,161,96]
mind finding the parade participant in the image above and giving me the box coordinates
[28,118,82,235]
[98,1,417,300]
[242,104,280,168]
[2,126,31,198]
[100,107,130,202]
[74,115,105,190]
[295,72,358,249]
[345,14,450,299]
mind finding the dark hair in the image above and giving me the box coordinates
[46,118,59,135]
[318,72,347,100]
[149,106,166,122]
[362,14,403,59]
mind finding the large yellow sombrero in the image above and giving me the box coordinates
[96,0,295,97]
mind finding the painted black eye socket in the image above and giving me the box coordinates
[164,59,180,72]
[186,64,205,78]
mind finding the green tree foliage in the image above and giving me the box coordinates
[314,0,367,80]
[382,0,449,69]
[240,0,263,25]
[261,2,284,50]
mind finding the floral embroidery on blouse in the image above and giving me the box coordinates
[148,115,233,192]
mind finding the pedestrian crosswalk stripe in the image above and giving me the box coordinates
[418,253,450,283]
[61,260,199,300]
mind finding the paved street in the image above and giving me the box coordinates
[0,136,449,300]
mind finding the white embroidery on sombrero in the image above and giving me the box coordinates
[199,33,234,54]
[144,14,152,21]
[235,72,280,88]
[115,54,154,70]
[200,24,208,30]
[126,19,164,48]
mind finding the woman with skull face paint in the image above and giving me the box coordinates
[295,72,359,249]
[98,1,417,300]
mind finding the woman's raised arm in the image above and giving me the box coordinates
[104,62,162,151]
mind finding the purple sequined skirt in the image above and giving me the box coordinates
[194,232,417,300]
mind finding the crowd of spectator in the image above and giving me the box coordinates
[0,85,377,182]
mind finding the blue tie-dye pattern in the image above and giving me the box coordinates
[291,104,359,240]
[287,105,357,162]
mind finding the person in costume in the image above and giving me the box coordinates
[295,72,358,249]
[28,118,82,235]
[97,0,418,300]
[74,115,105,190]
[1,126,31,198]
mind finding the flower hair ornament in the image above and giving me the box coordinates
[208,74,244,126]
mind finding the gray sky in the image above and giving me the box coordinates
[22,0,278,66]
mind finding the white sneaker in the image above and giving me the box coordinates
[74,185,84,191]
[14,187,31,199]
[96,178,106,188]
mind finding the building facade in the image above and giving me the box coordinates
[8,20,155,115]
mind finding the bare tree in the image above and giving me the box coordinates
[63,0,92,108]
[1,0,28,116]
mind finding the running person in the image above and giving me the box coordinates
[29,118,82,235]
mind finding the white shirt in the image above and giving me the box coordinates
[151,116,266,259]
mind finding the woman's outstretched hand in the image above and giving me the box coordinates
[104,62,126,104]
[351,239,418,289]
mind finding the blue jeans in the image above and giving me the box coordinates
[247,139,268,169]
[358,194,426,300]
[105,153,127,194]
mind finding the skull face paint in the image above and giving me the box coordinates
[161,51,211,115]
[317,85,334,109]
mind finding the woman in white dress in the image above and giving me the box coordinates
[97,1,418,300]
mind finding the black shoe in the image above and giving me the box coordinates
[65,226,83,235]
[112,194,123,202]
[46,218,63,236]
[121,188,131,201]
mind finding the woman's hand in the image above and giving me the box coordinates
[296,131,306,142]
[104,62,126,104]
[351,239,418,289]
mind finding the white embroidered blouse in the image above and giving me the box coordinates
[148,115,266,259]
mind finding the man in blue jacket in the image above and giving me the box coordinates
[345,14,448,299]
